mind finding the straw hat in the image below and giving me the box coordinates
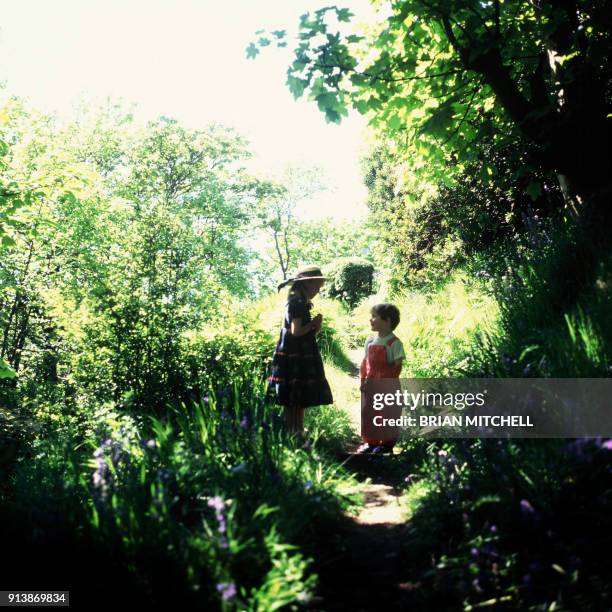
[277,265,328,292]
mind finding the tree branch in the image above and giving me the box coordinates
[494,0,500,39]
[441,80,483,146]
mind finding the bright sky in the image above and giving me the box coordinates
[0,0,373,219]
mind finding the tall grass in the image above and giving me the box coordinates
[347,273,497,376]
[2,378,360,609]
[466,227,612,377]
[389,220,612,609]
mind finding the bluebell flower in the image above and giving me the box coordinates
[520,499,536,515]
[216,582,236,601]
[208,496,225,512]
[92,438,125,500]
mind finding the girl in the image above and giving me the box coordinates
[268,265,334,436]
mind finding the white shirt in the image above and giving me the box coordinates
[364,333,406,364]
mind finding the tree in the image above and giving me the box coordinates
[362,136,566,289]
[250,1,612,221]
[254,166,327,281]
[0,96,275,411]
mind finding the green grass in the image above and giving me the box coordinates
[2,378,362,609]
[347,272,498,376]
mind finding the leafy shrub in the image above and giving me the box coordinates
[324,257,375,308]
[182,325,274,403]
[397,438,612,610]
[3,380,360,609]
[465,220,612,377]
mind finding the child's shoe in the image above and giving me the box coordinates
[371,444,393,454]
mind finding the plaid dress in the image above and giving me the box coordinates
[268,295,333,408]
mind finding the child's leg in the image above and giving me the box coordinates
[283,405,304,435]
[296,406,305,434]
[283,405,296,432]
[361,384,382,445]
[379,380,402,449]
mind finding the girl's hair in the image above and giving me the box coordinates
[288,282,308,300]
[371,303,401,330]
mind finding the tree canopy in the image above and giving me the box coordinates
[250,1,612,212]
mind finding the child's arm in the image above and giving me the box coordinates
[290,314,322,337]
[290,318,313,337]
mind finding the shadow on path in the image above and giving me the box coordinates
[307,451,416,612]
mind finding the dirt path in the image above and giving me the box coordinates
[307,452,412,611]
[306,350,413,611]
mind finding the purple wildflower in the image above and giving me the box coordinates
[208,496,225,512]
[216,582,236,601]
[565,438,594,457]
[239,417,249,429]
[470,547,480,557]
[520,499,535,515]
[208,496,227,536]
[490,524,498,534]
[92,438,125,500]
[600,439,612,450]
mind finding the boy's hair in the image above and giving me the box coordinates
[371,303,400,330]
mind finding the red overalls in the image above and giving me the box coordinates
[360,336,402,446]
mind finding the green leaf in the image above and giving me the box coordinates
[61,191,78,205]
[246,43,260,59]
[287,76,309,98]
[525,181,542,201]
[336,8,353,22]
[0,359,16,379]
[354,99,370,114]
[346,34,363,44]
[387,114,403,130]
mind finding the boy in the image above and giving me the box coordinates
[358,303,405,454]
